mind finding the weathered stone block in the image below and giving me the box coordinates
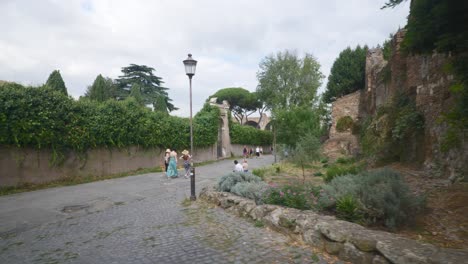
[316,220,363,242]
[339,242,374,264]
[324,240,344,255]
[372,255,390,264]
[376,236,437,264]
[303,229,324,250]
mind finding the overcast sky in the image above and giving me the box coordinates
[0,0,410,117]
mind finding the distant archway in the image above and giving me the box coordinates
[265,122,272,131]
[245,120,258,128]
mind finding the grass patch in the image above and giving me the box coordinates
[254,220,265,228]
[0,166,163,196]
[181,197,192,207]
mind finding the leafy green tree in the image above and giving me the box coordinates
[115,64,176,112]
[381,0,406,9]
[273,106,321,148]
[129,83,145,106]
[256,50,324,111]
[288,132,322,181]
[84,74,116,102]
[209,87,260,124]
[383,0,467,54]
[323,45,368,103]
[45,70,68,96]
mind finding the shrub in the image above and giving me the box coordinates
[336,156,355,164]
[317,175,361,209]
[336,195,363,222]
[318,168,425,229]
[230,181,269,204]
[230,122,273,146]
[336,116,354,132]
[217,172,261,192]
[262,185,321,210]
[252,167,268,179]
[324,164,361,182]
[313,172,323,177]
[357,169,425,228]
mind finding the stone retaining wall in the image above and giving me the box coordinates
[200,188,468,264]
[0,145,218,187]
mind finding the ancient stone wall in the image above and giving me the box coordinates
[200,188,468,264]
[363,29,467,175]
[323,91,361,159]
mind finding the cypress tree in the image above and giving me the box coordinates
[45,70,68,96]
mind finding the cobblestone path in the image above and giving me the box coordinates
[0,155,340,263]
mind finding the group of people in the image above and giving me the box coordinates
[164,148,192,179]
[242,145,263,159]
[233,159,249,173]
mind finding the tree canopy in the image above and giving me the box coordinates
[256,50,324,111]
[273,106,322,149]
[323,45,368,103]
[115,64,176,112]
[45,70,68,96]
[383,0,467,54]
[209,87,260,124]
[84,74,116,102]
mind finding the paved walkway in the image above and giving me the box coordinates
[0,155,339,263]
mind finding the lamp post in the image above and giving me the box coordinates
[183,53,197,201]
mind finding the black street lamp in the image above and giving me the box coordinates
[183,53,197,201]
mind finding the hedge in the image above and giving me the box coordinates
[0,83,219,154]
[230,123,273,146]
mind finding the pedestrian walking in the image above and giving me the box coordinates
[242,145,248,159]
[166,149,178,178]
[249,147,253,158]
[255,146,260,158]
[164,149,170,172]
[180,150,192,179]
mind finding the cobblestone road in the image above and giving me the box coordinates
[0,155,340,263]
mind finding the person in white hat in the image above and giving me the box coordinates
[180,150,192,179]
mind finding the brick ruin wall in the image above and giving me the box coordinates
[323,91,361,159]
[362,30,467,176]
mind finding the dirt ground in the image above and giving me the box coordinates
[389,164,468,249]
[262,161,468,250]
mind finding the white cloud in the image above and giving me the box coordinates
[0,0,409,116]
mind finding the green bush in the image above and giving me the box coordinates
[336,195,363,222]
[217,172,261,192]
[252,167,268,179]
[0,83,220,162]
[262,185,321,210]
[324,164,361,182]
[313,172,323,177]
[230,181,269,204]
[358,92,424,162]
[319,169,425,229]
[336,156,355,164]
[230,122,272,146]
[336,116,354,132]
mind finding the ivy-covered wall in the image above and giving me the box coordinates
[0,83,219,158]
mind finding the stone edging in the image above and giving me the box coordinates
[199,187,468,264]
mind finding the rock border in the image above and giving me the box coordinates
[199,187,468,264]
